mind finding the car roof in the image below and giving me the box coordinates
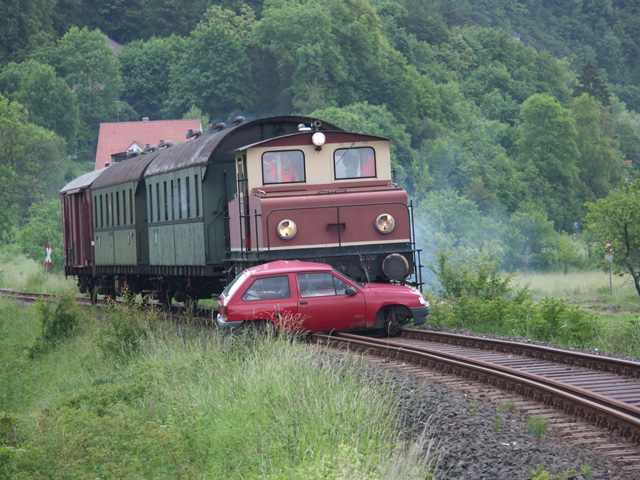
[245,260,332,276]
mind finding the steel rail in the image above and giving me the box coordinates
[401,327,640,378]
[312,332,640,443]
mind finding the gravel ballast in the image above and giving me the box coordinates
[344,328,640,480]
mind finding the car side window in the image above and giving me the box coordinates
[242,275,290,302]
[297,273,351,298]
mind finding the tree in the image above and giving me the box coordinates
[254,0,381,111]
[516,94,583,230]
[119,36,184,121]
[0,60,79,150]
[554,233,581,275]
[570,93,621,199]
[0,94,65,235]
[163,22,253,119]
[48,27,124,159]
[503,203,558,271]
[573,60,611,107]
[18,199,63,272]
[585,180,640,298]
[0,0,56,64]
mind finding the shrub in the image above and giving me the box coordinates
[429,250,533,331]
[429,250,600,348]
[28,292,80,357]
[98,286,161,358]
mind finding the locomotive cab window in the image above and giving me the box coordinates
[262,150,305,184]
[334,147,376,180]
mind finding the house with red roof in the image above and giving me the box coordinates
[94,118,203,170]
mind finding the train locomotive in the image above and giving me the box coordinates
[61,116,422,307]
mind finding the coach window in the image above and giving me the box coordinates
[334,147,376,180]
[194,175,200,217]
[129,189,134,224]
[116,191,121,226]
[99,195,104,228]
[177,178,183,219]
[186,177,191,218]
[156,183,161,222]
[163,182,168,221]
[110,193,114,227]
[94,200,98,229]
[122,190,127,225]
[170,180,175,220]
[262,150,305,184]
[105,194,110,226]
[149,187,153,222]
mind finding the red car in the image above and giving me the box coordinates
[216,260,429,334]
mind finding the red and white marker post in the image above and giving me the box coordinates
[44,242,53,271]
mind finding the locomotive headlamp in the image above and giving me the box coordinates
[312,132,326,147]
[375,213,395,234]
[277,219,298,239]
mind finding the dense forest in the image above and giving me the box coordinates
[2,0,640,276]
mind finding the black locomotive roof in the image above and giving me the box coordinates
[92,150,161,189]
[143,116,340,178]
[234,131,390,151]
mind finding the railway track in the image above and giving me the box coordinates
[0,288,108,307]
[312,328,640,473]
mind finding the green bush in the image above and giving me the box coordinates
[429,250,533,331]
[28,292,80,357]
[429,250,600,348]
[98,286,161,357]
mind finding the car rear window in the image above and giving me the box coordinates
[222,272,248,299]
[242,275,290,302]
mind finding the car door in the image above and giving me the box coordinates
[296,272,368,332]
[232,274,299,329]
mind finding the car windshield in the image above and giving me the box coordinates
[222,271,249,299]
[332,268,363,288]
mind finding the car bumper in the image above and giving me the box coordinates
[410,305,430,326]
[217,314,245,333]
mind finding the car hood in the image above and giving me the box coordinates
[362,282,427,303]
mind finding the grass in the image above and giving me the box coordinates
[515,270,639,314]
[0,298,436,479]
[0,247,75,294]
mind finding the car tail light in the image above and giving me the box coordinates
[219,304,228,318]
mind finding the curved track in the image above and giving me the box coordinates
[312,329,640,444]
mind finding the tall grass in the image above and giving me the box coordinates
[0,248,75,294]
[429,252,640,355]
[0,298,436,479]
[515,270,639,311]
